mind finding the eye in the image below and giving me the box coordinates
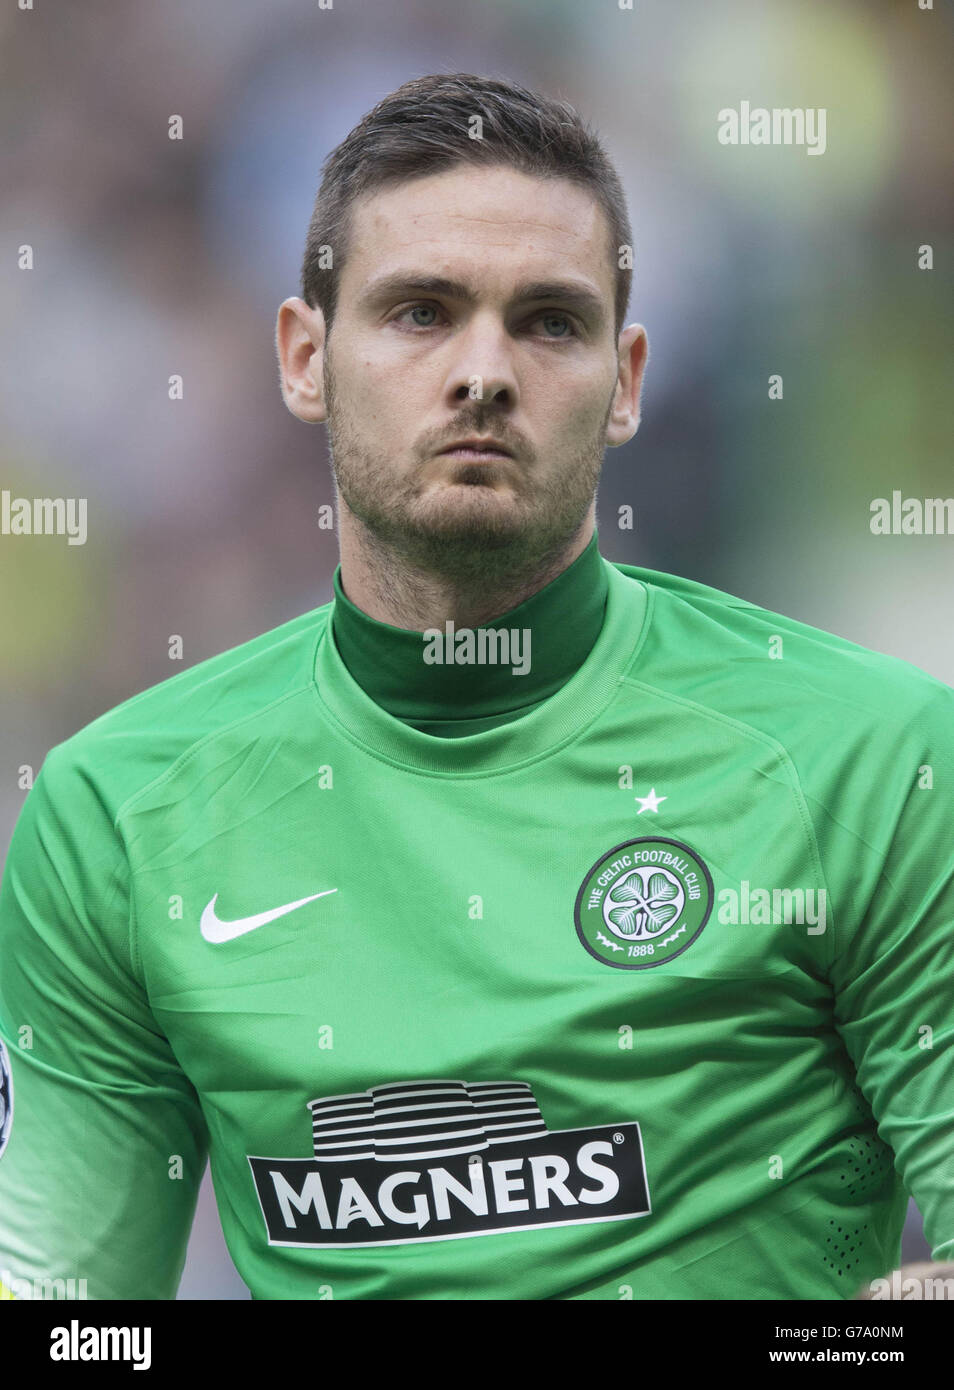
[534,312,576,339]
[392,302,444,329]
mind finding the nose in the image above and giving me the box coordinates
[444,314,519,409]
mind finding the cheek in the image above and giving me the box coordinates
[532,370,611,426]
[344,373,411,432]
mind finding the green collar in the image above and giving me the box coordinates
[330,532,608,737]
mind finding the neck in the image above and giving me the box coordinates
[336,505,596,630]
[329,525,609,737]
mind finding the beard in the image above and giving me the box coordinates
[322,350,612,590]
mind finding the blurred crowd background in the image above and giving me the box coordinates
[1,0,951,1298]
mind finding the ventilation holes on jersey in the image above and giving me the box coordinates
[822,1219,868,1280]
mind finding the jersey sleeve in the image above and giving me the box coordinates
[826,681,954,1266]
[0,743,209,1300]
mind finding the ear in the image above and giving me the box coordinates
[275,297,328,423]
[605,324,649,447]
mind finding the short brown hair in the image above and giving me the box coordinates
[301,72,632,340]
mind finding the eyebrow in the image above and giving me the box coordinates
[359,272,607,324]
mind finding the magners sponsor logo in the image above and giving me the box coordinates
[248,1078,649,1247]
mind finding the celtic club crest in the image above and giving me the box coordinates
[574,837,713,970]
[604,865,685,941]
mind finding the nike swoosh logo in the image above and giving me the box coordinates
[200,889,338,943]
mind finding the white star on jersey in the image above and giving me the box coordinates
[635,787,667,814]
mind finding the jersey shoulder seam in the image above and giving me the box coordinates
[616,670,832,964]
[112,618,331,980]
[111,680,317,827]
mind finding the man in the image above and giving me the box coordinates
[0,73,951,1302]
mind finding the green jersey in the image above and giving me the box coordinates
[1,555,952,1299]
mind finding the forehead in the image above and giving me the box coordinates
[340,164,615,303]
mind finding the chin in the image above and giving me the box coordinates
[441,461,511,486]
[410,489,531,546]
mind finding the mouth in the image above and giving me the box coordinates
[437,438,513,462]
